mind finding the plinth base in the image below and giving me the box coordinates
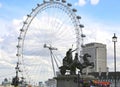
[54,74,96,87]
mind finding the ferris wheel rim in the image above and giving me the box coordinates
[16,0,84,85]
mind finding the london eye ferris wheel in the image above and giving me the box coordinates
[16,0,85,85]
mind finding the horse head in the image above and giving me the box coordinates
[83,53,91,62]
[84,53,91,58]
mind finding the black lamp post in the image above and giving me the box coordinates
[112,33,117,87]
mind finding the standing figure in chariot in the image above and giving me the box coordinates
[66,48,77,65]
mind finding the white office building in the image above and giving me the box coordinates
[82,42,107,73]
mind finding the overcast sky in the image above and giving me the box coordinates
[0,0,120,84]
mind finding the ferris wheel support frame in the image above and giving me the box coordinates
[44,44,58,76]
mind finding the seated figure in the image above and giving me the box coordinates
[70,53,83,74]
[59,48,76,75]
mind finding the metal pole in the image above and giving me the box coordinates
[78,71,80,87]
[114,40,116,87]
[112,33,117,87]
[50,50,56,76]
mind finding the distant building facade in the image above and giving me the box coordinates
[1,78,11,87]
[82,42,107,73]
[45,79,56,87]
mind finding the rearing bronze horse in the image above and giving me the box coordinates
[82,53,94,69]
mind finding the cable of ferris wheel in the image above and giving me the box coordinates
[51,50,59,69]
[44,44,58,76]
[52,51,62,66]
[50,50,56,76]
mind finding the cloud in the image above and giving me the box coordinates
[90,0,100,5]
[75,0,100,6]
[0,37,4,42]
[75,0,86,6]
[0,18,20,82]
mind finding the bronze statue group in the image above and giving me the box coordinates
[59,48,94,75]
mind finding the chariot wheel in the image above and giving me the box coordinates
[16,0,84,86]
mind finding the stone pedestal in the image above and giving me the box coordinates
[54,74,96,87]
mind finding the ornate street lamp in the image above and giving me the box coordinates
[112,33,117,87]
